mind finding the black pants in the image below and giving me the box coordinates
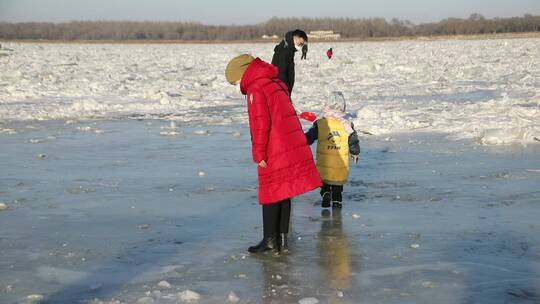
[262,198,291,238]
[321,183,344,202]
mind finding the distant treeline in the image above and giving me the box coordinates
[1,14,539,41]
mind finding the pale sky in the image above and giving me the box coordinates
[1,0,539,24]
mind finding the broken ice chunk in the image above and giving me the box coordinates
[299,297,319,304]
[157,280,171,289]
[89,283,102,291]
[26,294,44,302]
[193,130,209,136]
[177,290,201,302]
[227,291,240,303]
[136,296,154,304]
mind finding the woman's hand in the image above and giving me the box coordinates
[352,155,360,164]
[258,160,267,168]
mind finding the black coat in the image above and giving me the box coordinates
[271,31,297,94]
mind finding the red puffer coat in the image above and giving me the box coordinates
[240,58,322,204]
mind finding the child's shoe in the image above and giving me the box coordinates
[322,192,331,208]
[332,201,343,209]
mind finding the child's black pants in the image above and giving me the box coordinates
[321,183,344,202]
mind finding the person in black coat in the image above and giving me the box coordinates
[271,29,308,95]
[301,44,308,60]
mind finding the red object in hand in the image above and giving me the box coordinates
[299,111,317,122]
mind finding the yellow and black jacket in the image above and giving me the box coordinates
[305,118,360,185]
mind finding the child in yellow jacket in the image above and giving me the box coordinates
[305,92,360,208]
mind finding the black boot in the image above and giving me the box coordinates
[248,237,277,253]
[332,201,343,209]
[279,233,289,253]
[322,192,331,208]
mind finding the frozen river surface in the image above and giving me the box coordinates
[0,39,539,303]
[0,121,539,304]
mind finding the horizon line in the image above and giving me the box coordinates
[1,13,537,26]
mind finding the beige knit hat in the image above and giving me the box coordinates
[225,54,255,84]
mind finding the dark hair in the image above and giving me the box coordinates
[292,29,308,42]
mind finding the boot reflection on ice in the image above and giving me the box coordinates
[318,208,351,291]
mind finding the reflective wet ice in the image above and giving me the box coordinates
[1,121,539,303]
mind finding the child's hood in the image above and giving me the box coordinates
[321,91,353,135]
[322,107,354,135]
[325,91,346,113]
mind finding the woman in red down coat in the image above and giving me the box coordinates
[225,54,322,254]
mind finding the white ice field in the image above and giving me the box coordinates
[0,38,539,145]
